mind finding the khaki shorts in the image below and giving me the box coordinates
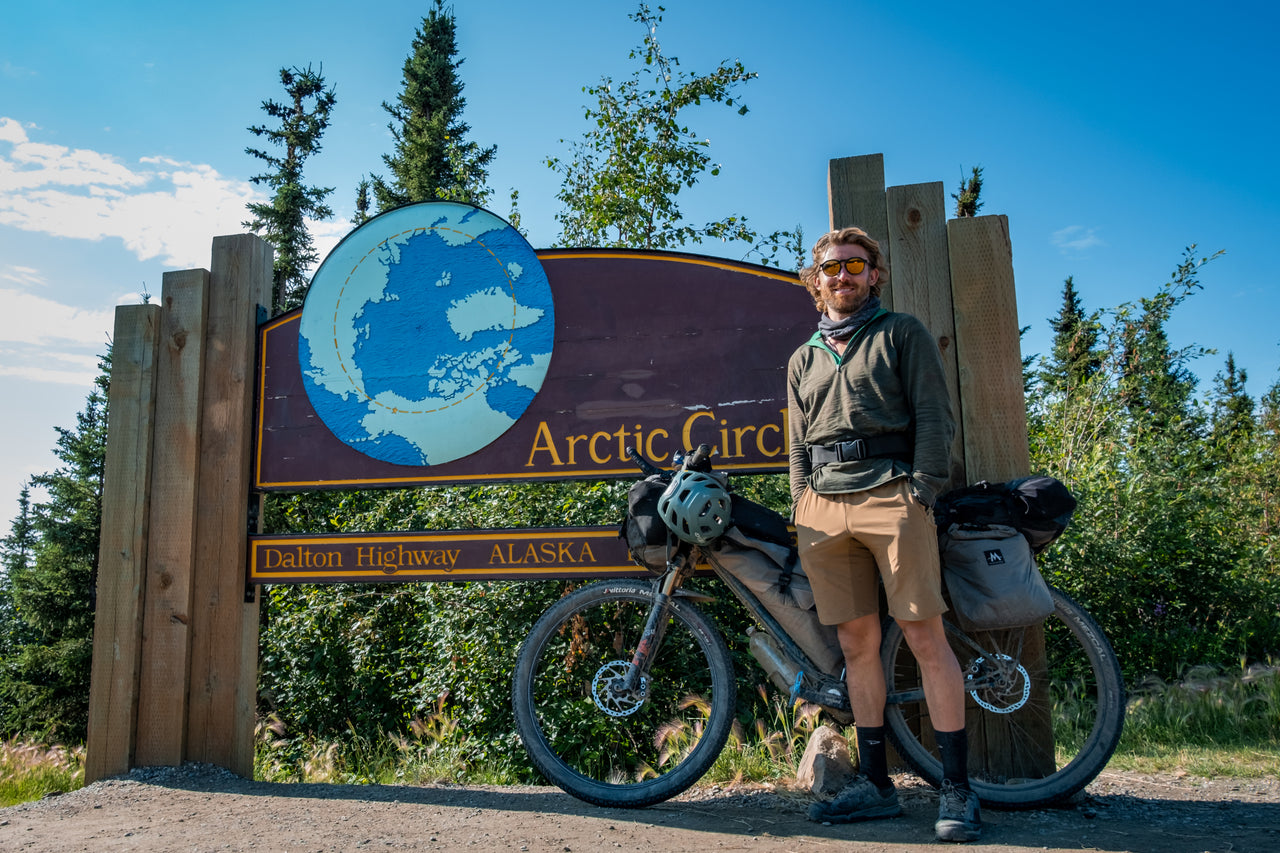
[794,478,947,625]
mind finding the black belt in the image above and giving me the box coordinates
[808,433,911,465]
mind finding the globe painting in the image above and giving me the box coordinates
[298,202,555,466]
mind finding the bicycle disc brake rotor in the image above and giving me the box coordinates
[591,660,649,717]
[965,653,1031,714]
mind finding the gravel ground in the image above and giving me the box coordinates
[1,763,1278,853]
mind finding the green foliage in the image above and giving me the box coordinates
[365,0,496,215]
[0,357,109,742]
[1030,248,1280,682]
[243,64,337,314]
[547,2,801,267]
[1042,276,1104,394]
[257,479,630,769]
[951,165,984,218]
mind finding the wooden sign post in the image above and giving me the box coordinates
[86,155,1037,784]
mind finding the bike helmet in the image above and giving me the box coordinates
[657,469,732,545]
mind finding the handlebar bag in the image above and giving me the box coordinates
[941,523,1054,631]
[620,474,675,572]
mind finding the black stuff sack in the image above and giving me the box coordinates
[620,474,675,572]
[941,524,1054,631]
[934,476,1077,553]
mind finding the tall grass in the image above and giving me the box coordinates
[3,665,1276,808]
[1109,661,1280,776]
[0,740,84,807]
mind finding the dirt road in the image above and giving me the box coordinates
[1,764,1277,852]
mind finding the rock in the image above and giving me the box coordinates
[794,725,856,799]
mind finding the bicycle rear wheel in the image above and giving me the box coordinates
[881,585,1124,809]
[512,579,736,808]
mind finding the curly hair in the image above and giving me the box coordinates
[798,226,887,313]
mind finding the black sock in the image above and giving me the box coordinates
[856,726,892,790]
[934,728,970,789]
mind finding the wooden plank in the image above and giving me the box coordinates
[134,269,209,767]
[946,217,1052,779]
[186,235,271,776]
[946,215,1030,482]
[827,155,892,310]
[85,304,161,783]
[886,181,965,491]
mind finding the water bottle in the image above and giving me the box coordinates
[748,628,800,695]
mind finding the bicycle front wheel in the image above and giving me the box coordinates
[882,585,1124,809]
[511,579,736,808]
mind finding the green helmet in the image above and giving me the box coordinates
[657,469,732,545]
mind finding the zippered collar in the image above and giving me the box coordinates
[804,308,889,363]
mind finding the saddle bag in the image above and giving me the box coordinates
[941,523,1054,631]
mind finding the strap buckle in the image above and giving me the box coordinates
[836,438,867,462]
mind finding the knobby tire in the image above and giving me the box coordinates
[881,585,1125,809]
[511,580,736,808]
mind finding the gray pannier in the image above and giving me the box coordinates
[940,523,1054,631]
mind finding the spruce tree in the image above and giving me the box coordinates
[0,486,37,656]
[1042,276,1103,394]
[951,166,984,218]
[243,64,337,315]
[370,0,496,211]
[1208,352,1255,448]
[1117,247,1219,434]
[0,358,109,739]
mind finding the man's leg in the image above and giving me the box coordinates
[898,615,982,842]
[837,614,892,788]
[808,612,902,824]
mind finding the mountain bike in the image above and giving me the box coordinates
[510,446,1124,810]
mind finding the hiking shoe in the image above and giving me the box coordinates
[807,774,901,824]
[935,780,982,842]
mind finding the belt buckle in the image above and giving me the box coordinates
[840,438,867,462]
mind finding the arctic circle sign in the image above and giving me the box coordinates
[298,202,555,466]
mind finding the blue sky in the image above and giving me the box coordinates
[2,0,1277,537]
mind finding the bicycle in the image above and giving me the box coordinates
[511,445,1124,810]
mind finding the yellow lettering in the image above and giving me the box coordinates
[523,543,539,563]
[589,431,613,464]
[566,434,588,465]
[264,549,282,569]
[732,425,757,459]
[682,410,714,452]
[541,542,558,562]
[756,423,781,457]
[579,542,596,563]
[612,424,632,460]
[526,421,564,467]
[645,428,669,461]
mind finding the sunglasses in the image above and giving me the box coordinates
[818,257,869,277]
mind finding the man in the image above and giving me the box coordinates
[787,227,980,843]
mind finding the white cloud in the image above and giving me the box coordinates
[0,117,261,268]
[0,286,115,386]
[0,287,115,347]
[1051,225,1105,253]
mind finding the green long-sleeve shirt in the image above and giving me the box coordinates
[787,310,955,509]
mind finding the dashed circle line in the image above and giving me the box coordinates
[328,226,520,415]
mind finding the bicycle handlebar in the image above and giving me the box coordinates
[626,442,715,477]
